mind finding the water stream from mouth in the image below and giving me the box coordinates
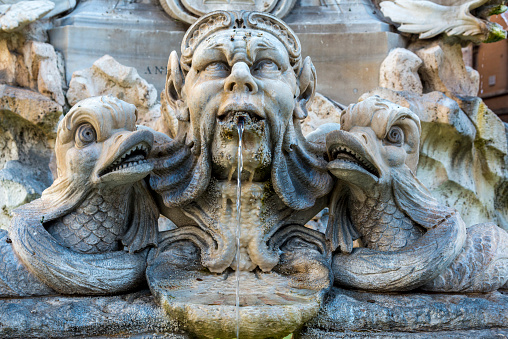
[235,117,245,339]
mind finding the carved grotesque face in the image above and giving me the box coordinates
[182,30,298,181]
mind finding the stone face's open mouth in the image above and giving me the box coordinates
[99,143,150,177]
[219,110,263,126]
[328,144,380,178]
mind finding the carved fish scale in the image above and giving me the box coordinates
[350,194,422,252]
[47,188,130,254]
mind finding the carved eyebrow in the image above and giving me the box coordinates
[246,38,276,61]
[199,40,237,65]
[207,41,229,50]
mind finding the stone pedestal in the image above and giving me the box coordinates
[48,0,405,105]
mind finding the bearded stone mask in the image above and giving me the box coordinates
[150,10,333,210]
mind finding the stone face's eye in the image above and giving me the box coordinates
[252,60,280,75]
[204,62,230,75]
[386,126,404,146]
[75,123,97,148]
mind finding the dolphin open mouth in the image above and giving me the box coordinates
[328,144,380,178]
[99,143,151,177]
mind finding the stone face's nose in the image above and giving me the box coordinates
[224,62,258,94]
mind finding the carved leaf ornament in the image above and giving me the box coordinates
[159,0,297,24]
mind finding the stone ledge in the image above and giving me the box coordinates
[0,290,184,338]
[300,328,508,338]
[303,287,508,334]
[1,287,507,338]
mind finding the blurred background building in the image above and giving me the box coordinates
[474,14,508,122]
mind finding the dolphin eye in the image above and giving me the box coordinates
[75,123,97,148]
[386,126,404,146]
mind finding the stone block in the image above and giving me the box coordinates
[67,55,158,123]
[379,48,423,94]
[24,41,66,106]
[414,41,480,98]
[0,39,17,85]
[0,84,62,134]
[0,1,54,33]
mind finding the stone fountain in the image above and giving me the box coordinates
[1,1,508,338]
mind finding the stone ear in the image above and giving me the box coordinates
[294,56,316,120]
[165,51,188,120]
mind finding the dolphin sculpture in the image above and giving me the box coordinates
[326,96,508,292]
[0,95,158,296]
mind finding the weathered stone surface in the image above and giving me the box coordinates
[413,41,480,98]
[0,160,52,229]
[1,39,66,107]
[67,55,159,127]
[303,287,508,333]
[302,93,342,137]
[2,288,508,338]
[379,48,423,94]
[0,108,52,230]
[301,328,508,338]
[0,84,62,134]
[0,39,16,84]
[0,37,63,229]
[25,40,66,106]
[0,109,52,175]
[0,291,184,338]
[0,1,54,33]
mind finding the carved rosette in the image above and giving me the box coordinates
[159,0,297,24]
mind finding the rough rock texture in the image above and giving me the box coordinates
[379,48,423,94]
[301,93,343,137]
[0,1,54,33]
[0,109,53,229]
[67,55,161,129]
[0,160,52,229]
[0,20,67,229]
[413,41,480,98]
[1,38,66,107]
[0,291,185,338]
[0,84,62,134]
[367,43,508,230]
[302,287,508,334]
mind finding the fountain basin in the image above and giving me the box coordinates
[148,268,325,338]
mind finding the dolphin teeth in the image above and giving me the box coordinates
[332,145,379,177]
[100,142,150,176]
